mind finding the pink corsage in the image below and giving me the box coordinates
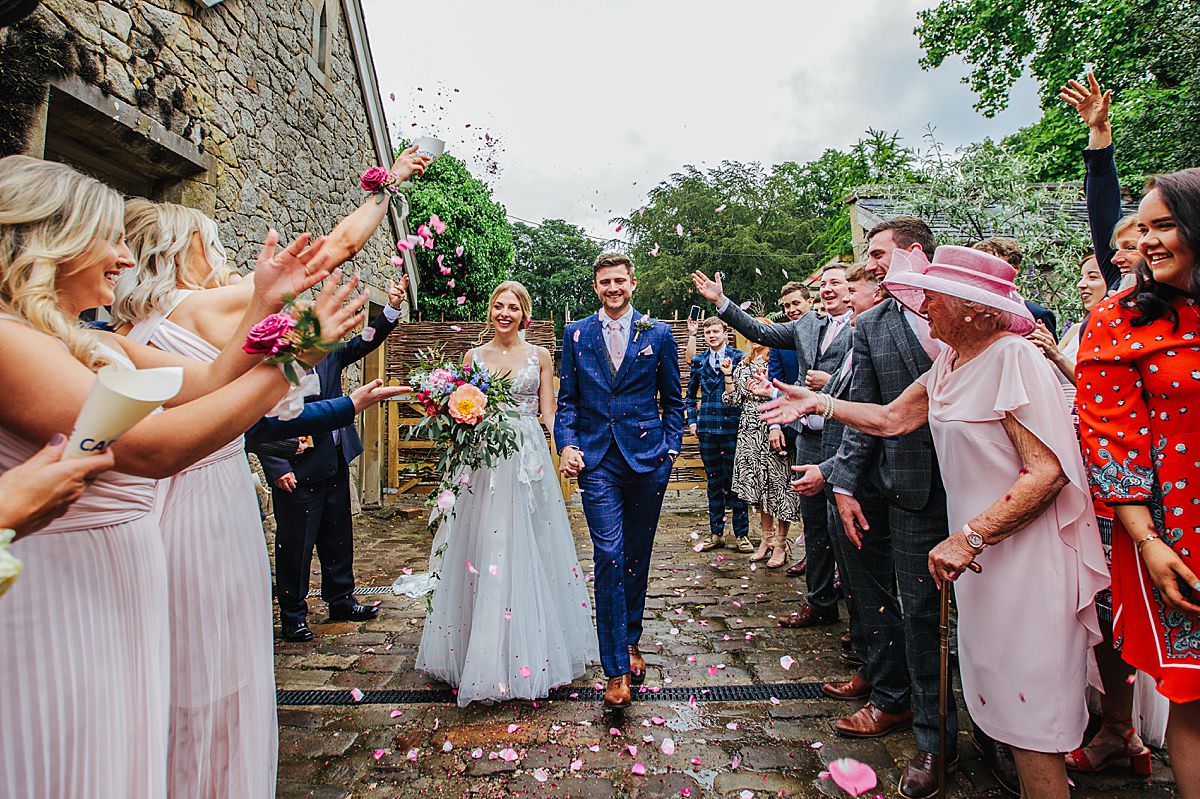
[243,313,296,357]
[360,166,395,194]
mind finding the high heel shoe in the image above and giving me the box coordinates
[1065,724,1152,776]
[749,532,775,562]
[767,537,790,569]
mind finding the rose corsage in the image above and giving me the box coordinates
[360,166,404,205]
[244,299,332,417]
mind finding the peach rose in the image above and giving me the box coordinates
[447,383,487,425]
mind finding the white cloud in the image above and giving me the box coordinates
[362,0,1042,238]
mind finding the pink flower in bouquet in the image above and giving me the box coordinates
[429,214,447,235]
[360,166,393,193]
[447,383,487,425]
[243,313,296,356]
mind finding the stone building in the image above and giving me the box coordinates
[1,0,412,504]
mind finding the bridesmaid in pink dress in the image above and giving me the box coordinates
[758,246,1109,799]
[0,156,365,798]
[110,174,422,798]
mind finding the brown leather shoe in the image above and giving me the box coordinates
[839,630,852,648]
[898,750,959,799]
[833,703,912,738]
[628,645,646,686]
[778,604,838,628]
[603,675,632,709]
[821,673,870,700]
[786,556,807,577]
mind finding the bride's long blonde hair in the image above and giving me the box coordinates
[0,155,124,369]
[112,198,228,326]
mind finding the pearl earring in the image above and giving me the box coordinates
[963,316,973,322]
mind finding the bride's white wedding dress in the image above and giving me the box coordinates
[405,346,597,705]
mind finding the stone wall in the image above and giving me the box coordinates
[35,0,396,292]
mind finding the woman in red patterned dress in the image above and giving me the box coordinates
[1077,167,1200,798]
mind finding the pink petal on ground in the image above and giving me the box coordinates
[828,758,877,796]
[402,568,413,575]
[502,611,512,620]
[373,749,386,760]
[406,748,419,761]
[507,724,519,733]
[675,223,684,236]
[442,740,453,752]
[609,727,621,736]
[417,224,432,239]
[690,757,702,766]
[466,560,478,575]
[626,744,638,757]
[651,716,665,725]
[570,758,583,771]
[533,768,549,783]
[588,744,601,753]
[594,682,604,691]
[390,256,405,267]
[471,748,483,759]
[661,738,676,755]
[780,655,796,670]
[396,238,414,252]
[810,741,823,749]
[740,792,754,799]
[726,722,738,730]
[731,755,741,769]
[498,748,519,762]
[631,762,646,776]
[390,710,402,718]
[615,223,623,232]
[349,688,365,702]
[450,325,462,332]
[708,666,718,677]
[519,666,532,678]
[436,254,445,268]
[681,790,692,798]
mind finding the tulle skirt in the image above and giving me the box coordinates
[0,516,170,798]
[158,452,277,798]
[415,416,598,706]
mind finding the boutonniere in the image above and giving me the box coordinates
[633,317,655,344]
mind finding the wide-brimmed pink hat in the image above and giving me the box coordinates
[882,245,1036,335]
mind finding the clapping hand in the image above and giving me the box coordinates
[691,270,725,305]
[1060,72,1111,130]
[251,231,332,310]
[758,380,820,425]
[390,143,433,183]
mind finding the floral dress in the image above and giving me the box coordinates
[722,358,801,523]
[1077,288,1200,703]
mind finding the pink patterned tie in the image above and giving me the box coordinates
[606,320,625,371]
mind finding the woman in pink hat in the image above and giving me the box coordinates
[757,245,1109,799]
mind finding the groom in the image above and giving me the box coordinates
[556,251,685,708]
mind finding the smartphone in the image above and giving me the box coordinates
[689,305,702,322]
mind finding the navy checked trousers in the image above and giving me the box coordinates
[696,432,748,538]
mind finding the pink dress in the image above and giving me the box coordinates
[129,292,277,798]
[0,339,169,798]
[918,335,1109,752]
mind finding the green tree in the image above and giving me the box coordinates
[915,0,1200,180]
[509,219,601,331]
[402,151,514,321]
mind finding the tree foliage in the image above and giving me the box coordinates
[509,219,601,330]
[402,151,514,321]
[915,0,1200,180]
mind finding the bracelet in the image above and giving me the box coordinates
[1135,534,1161,554]
[819,392,835,419]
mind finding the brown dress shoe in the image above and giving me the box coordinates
[821,673,870,700]
[833,703,913,738]
[898,750,959,799]
[628,645,646,685]
[839,630,852,648]
[786,556,807,577]
[603,675,632,708]
[778,604,838,628]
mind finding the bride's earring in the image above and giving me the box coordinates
[963,316,973,322]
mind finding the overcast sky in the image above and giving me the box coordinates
[362,0,1042,240]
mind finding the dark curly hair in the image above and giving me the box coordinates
[1121,167,1200,328]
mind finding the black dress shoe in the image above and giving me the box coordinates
[281,622,314,642]
[973,726,1020,796]
[328,602,380,622]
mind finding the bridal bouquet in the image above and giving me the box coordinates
[406,349,520,536]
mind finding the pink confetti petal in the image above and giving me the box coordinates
[466,560,478,575]
[417,224,433,240]
[406,748,419,761]
[349,688,365,702]
[498,748,519,762]
[675,223,684,236]
[690,757,702,766]
[570,758,583,771]
[588,744,600,753]
[661,737,676,755]
[507,724,519,733]
[450,325,462,332]
[389,709,402,718]
[609,727,621,736]
[651,716,665,725]
[780,655,796,670]
[489,564,500,576]
[442,740,453,752]
[726,722,739,730]
[455,245,465,257]
[650,243,660,257]
[810,741,823,749]
[456,296,466,305]
[373,749,386,760]
[471,747,483,759]
[715,204,727,213]
[519,666,532,678]
[731,755,741,770]
[708,666,718,677]
[533,768,548,783]
[828,758,877,796]
[740,792,754,799]
[402,568,413,575]
[615,223,623,233]
[626,744,638,757]
[630,762,646,776]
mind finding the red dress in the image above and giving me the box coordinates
[1076,289,1200,703]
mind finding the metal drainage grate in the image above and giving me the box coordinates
[306,585,396,597]
[277,682,826,706]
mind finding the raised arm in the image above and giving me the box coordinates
[759,378,929,438]
[692,269,797,349]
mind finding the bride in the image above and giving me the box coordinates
[406,281,597,705]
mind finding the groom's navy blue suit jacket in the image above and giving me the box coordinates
[555,310,685,474]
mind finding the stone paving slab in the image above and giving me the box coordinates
[270,495,1178,798]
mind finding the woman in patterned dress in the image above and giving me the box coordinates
[1077,167,1200,798]
[721,326,801,568]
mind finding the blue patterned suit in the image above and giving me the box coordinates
[556,310,685,677]
[687,348,749,538]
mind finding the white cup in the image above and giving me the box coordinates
[65,365,184,458]
[413,136,446,161]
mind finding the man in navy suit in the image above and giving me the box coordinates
[258,279,407,642]
[556,252,685,708]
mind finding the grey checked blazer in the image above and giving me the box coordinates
[825,299,941,511]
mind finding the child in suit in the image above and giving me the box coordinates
[687,317,750,551]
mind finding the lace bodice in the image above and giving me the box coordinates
[474,346,540,417]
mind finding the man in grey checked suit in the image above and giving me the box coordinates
[791,263,915,741]
[692,264,854,628]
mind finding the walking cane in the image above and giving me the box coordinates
[939,560,981,798]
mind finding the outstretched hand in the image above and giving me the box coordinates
[758,380,820,425]
[390,143,433,183]
[350,378,409,412]
[296,269,368,365]
[691,270,725,305]
[251,230,332,310]
[1060,72,1111,129]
